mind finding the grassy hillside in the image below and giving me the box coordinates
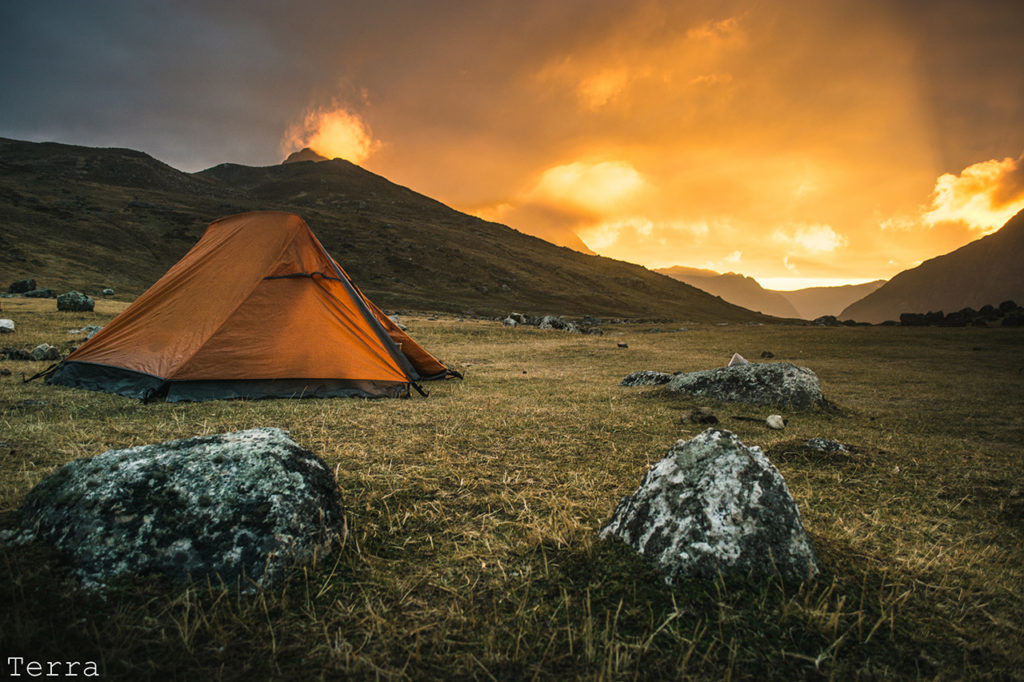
[1,299,1021,679]
[0,138,764,323]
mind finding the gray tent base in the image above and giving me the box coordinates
[46,361,410,401]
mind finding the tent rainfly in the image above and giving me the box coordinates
[45,211,460,401]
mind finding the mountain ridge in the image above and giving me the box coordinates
[839,210,1024,323]
[0,137,765,323]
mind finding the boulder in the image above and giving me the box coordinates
[664,362,825,409]
[0,319,14,334]
[538,315,579,333]
[8,279,36,294]
[31,343,60,361]
[600,429,819,583]
[102,288,115,297]
[502,317,517,327]
[57,291,95,312]
[8,428,346,590]
[23,288,55,299]
[507,312,530,325]
[620,370,674,387]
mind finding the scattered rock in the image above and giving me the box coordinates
[685,407,719,425]
[760,350,775,359]
[0,319,14,334]
[57,291,96,312]
[664,362,826,409]
[8,279,36,294]
[70,325,103,339]
[31,343,61,361]
[7,428,346,590]
[621,370,674,387]
[23,288,55,299]
[805,438,848,453]
[727,353,748,366]
[617,342,629,349]
[507,313,530,325]
[600,429,819,583]
[502,317,517,327]
[538,315,579,333]
[766,414,786,430]
[387,314,407,331]
[102,288,115,296]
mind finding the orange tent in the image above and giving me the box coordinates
[47,211,459,401]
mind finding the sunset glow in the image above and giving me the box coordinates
[6,1,1017,292]
[281,106,378,165]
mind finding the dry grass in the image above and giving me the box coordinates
[1,300,1022,680]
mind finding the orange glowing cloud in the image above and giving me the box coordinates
[530,160,647,214]
[281,105,379,164]
[923,154,1024,232]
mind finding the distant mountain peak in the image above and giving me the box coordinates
[282,148,329,164]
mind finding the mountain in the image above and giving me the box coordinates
[656,266,801,318]
[782,280,886,319]
[0,137,765,322]
[840,210,1024,323]
[282,147,329,164]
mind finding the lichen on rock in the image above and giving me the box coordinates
[600,429,819,583]
[9,428,346,590]
[664,362,825,408]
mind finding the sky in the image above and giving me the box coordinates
[2,0,1022,289]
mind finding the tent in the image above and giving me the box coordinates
[46,211,460,401]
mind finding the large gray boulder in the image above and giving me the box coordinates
[8,428,346,590]
[600,429,819,583]
[57,290,95,312]
[664,362,825,408]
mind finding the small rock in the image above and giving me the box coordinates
[620,370,674,387]
[70,325,103,339]
[686,407,719,424]
[102,288,115,296]
[8,279,37,294]
[31,343,61,361]
[766,414,786,430]
[617,343,629,348]
[24,288,55,299]
[805,438,848,453]
[57,291,96,312]
[502,317,517,327]
[760,350,775,359]
[727,353,748,366]
[600,429,819,583]
[0,319,14,334]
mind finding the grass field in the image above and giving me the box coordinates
[1,297,1022,680]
